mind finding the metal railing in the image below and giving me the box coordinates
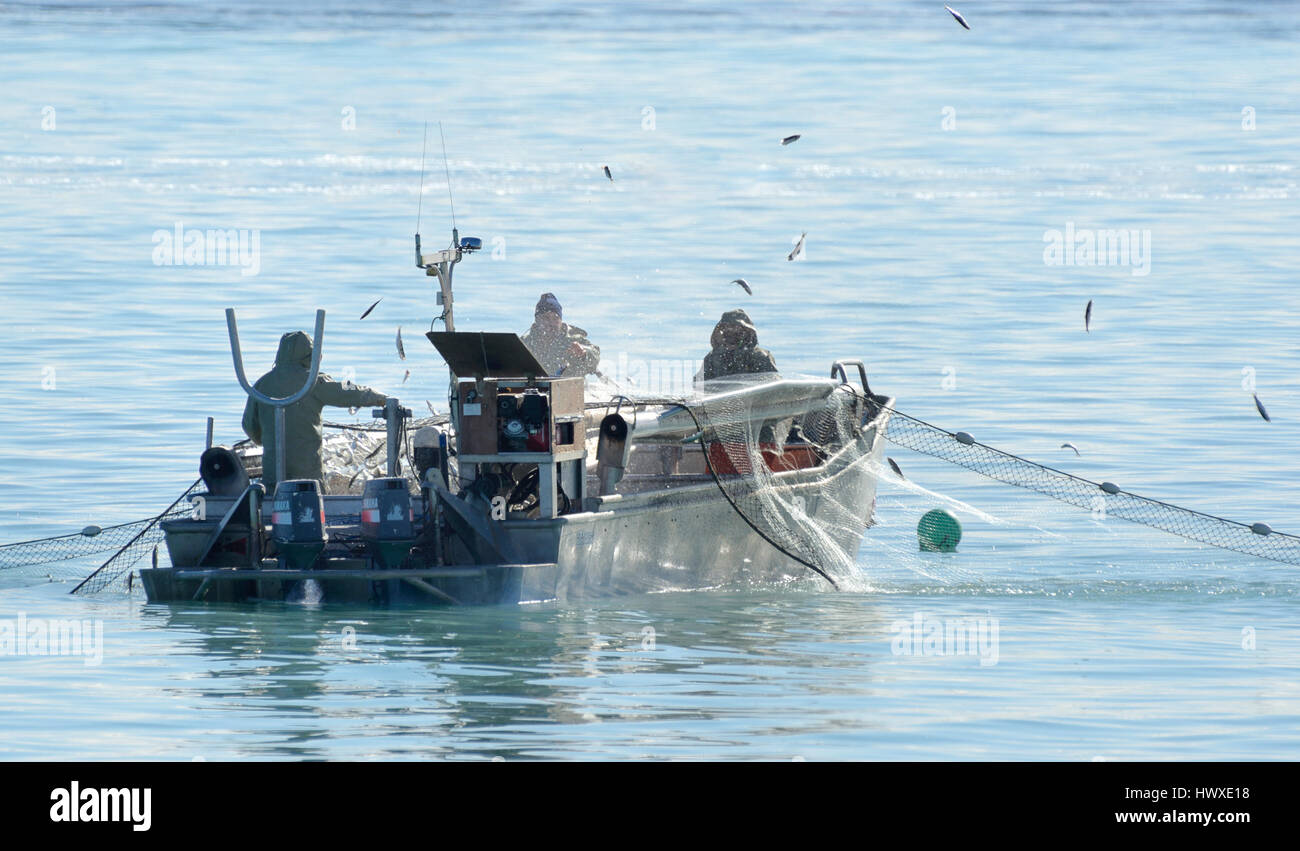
[226,308,326,486]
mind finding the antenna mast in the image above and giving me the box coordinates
[414,121,479,336]
[439,121,456,231]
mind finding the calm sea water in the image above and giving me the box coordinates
[1,0,1298,760]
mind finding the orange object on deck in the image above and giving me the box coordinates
[706,442,822,475]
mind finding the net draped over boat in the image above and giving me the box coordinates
[630,374,886,591]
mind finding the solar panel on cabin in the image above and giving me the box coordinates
[425,331,548,377]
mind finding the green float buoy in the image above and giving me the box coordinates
[918,509,961,552]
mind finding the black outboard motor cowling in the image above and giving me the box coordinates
[361,477,416,569]
[361,477,414,540]
[271,479,327,571]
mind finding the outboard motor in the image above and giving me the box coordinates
[271,479,327,570]
[361,477,416,569]
[596,414,631,496]
[199,446,250,497]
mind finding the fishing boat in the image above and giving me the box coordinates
[8,227,1293,597]
[137,229,893,605]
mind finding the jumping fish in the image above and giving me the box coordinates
[1061,442,1081,456]
[1254,394,1271,422]
[359,297,382,320]
[1085,299,1093,332]
[788,232,806,262]
[396,326,406,360]
[731,278,753,295]
[604,165,613,182]
[887,457,905,479]
[945,5,970,30]
[402,369,410,384]
[781,134,801,146]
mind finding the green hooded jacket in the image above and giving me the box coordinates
[241,331,387,491]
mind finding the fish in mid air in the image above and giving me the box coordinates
[402,369,410,384]
[787,232,806,262]
[359,297,382,320]
[1085,299,1093,332]
[945,5,970,30]
[603,165,613,182]
[1061,442,1081,456]
[1254,394,1271,422]
[396,326,406,360]
[731,278,753,295]
[781,134,801,146]
[887,457,905,479]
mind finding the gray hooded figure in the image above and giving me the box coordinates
[700,309,778,381]
[520,292,601,376]
[241,331,388,491]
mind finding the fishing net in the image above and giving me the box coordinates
[319,414,449,494]
[880,404,1300,567]
[620,375,886,590]
[319,421,389,494]
[0,479,203,592]
[68,479,206,595]
[1,520,158,572]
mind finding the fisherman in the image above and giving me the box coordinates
[699,308,778,382]
[241,330,389,492]
[520,292,601,376]
[696,309,786,445]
